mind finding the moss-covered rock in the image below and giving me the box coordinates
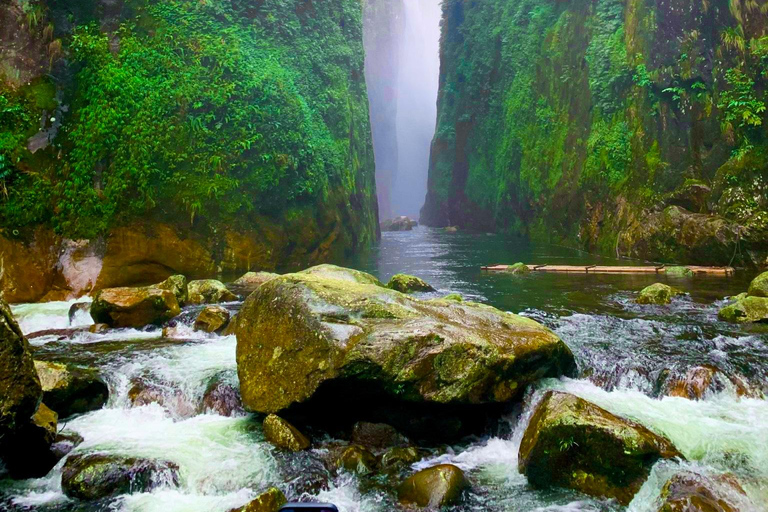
[34,360,108,418]
[298,264,384,287]
[718,296,768,323]
[263,414,310,452]
[229,488,287,512]
[666,267,695,278]
[380,446,421,470]
[505,263,531,275]
[188,280,238,305]
[637,283,685,305]
[518,391,681,505]
[61,453,180,500]
[397,464,467,508]
[747,271,768,298]
[157,275,189,306]
[658,472,746,512]
[194,305,231,333]
[336,445,377,475]
[387,274,436,293]
[91,286,181,328]
[235,266,575,421]
[228,272,279,298]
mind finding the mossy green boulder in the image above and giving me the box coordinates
[34,360,108,418]
[518,391,681,505]
[262,414,310,452]
[718,296,768,323]
[194,305,231,333]
[666,266,694,278]
[380,447,421,470]
[235,265,575,417]
[747,271,768,298]
[505,263,531,275]
[188,279,238,304]
[91,285,181,328]
[230,487,287,512]
[156,275,189,306]
[397,464,467,508]
[387,274,436,293]
[336,445,377,475]
[299,264,384,287]
[637,283,685,305]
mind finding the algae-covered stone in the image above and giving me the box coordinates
[188,279,238,304]
[505,262,531,275]
[91,286,181,328]
[337,445,377,475]
[718,296,768,323]
[230,487,287,512]
[637,283,685,305]
[34,360,108,418]
[299,264,384,287]
[747,271,768,298]
[518,391,681,505]
[397,464,467,508]
[263,414,310,451]
[62,453,180,500]
[441,293,463,302]
[235,266,575,419]
[228,272,279,297]
[381,447,421,470]
[194,305,231,333]
[658,472,746,512]
[666,266,694,278]
[387,274,436,293]
[157,274,189,305]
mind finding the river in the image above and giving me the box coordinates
[2,227,767,511]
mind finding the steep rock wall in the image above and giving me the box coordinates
[422,0,768,268]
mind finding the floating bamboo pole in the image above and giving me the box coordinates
[481,264,735,276]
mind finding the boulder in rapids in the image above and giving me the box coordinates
[51,431,84,461]
[89,323,110,334]
[518,391,682,505]
[663,365,720,400]
[90,285,181,328]
[380,446,421,470]
[201,377,244,417]
[263,414,311,451]
[397,464,467,508]
[62,453,180,500]
[34,360,109,418]
[387,274,436,293]
[505,262,531,275]
[718,296,768,323]
[637,283,685,305]
[229,487,287,512]
[157,274,189,306]
[235,265,575,439]
[228,272,279,297]
[747,271,768,298]
[336,445,377,475]
[657,471,747,512]
[194,305,231,333]
[188,279,238,304]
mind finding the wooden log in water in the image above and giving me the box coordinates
[481,264,735,275]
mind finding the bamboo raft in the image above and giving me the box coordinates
[481,264,735,276]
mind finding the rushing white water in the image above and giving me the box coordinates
[11,297,93,334]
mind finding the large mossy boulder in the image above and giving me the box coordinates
[747,271,768,298]
[62,453,180,500]
[518,391,681,505]
[34,361,108,418]
[658,472,746,512]
[637,283,685,305]
[387,274,436,293]
[91,286,181,328]
[263,414,310,452]
[236,265,575,439]
[229,487,287,512]
[188,279,238,304]
[397,464,467,508]
[718,296,768,323]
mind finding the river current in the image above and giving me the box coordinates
[2,227,767,511]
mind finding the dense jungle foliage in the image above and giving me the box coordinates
[0,0,373,239]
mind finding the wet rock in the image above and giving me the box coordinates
[89,323,110,334]
[4,402,60,478]
[336,445,377,475]
[156,274,189,306]
[658,472,746,512]
[664,365,718,400]
[381,216,418,232]
[505,262,531,275]
[441,293,463,302]
[518,391,681,505]
[274,450,331,496]
[228,272,279,297]
[188,279,238,304]
[229,487,287,512]
[68,302,91,325]
[222,314,238,336]
[235,265,575,440]
[128,381,196,418]
[444,226,459,233]
[194,305,231,333]
[299,263,384,286]
[386,274,435,293]
[201,378,244,417]
[61,453,180,501]
[667,180,711,214]
[263,414,310,451]
[666,266,695,278]
[747,271,768,298]
[380,447,421,470]
[637,283,685,305]
[27,327,90,340]
[34,360,109,418]
[397,464,467,508]
[718,296,768,323]
[91,286,181,328]
[51,431,84,461]
[352,422,409,451]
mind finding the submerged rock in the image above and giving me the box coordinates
[747,271,768,298]
[637,283,685,305]
[188,279,238,304]
[34,360,108,418]
[62,453,180,500]
[387,274,436,293]
[228,272,279,297]
[235,265,575,439]
[156,274,189,306]
[263,414,310,452]
[718,296,768,323]
[51,431,84,461]
[397,464,467,508]
[505,262,531,275]
[229,487,287,512]
[658,472,746,512]
[336,445,377,475]
[194,305,231,333]
[381,216,418,232]
[91,285,181,328]
[518,391,681,505]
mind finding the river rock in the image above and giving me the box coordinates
[666,266,695,278]
[397,464,467,508]
[89,323,110,334]
[194,305,231,333]
[664,365,718,400]
[128,381,196,418]
[336,445,377,475]
[518,391,681,505]
[157,274,189,306]
[637,283,685,305]
[3,402,60,478]
[235,265,575,439]
[34,360,109,418]
[718,296,768,323]
[381,446,421,470]
[387,274,435,293]
[352,422,410,451]
[68,302,91,325]
[188,279,238,304]
[201,378,244,417]
[91,286,181,328]
[381,216,418,232]
[263,414,310,451]
[51,431,84,460]
[658,472,746,512]
[444,226,459,233]
[228,272,279,297]
[230,487,287,512]
[61,453,180,500]
[747,271,768,298]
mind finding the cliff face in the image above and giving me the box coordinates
[0,0,378,302]
[422,0,768,268]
